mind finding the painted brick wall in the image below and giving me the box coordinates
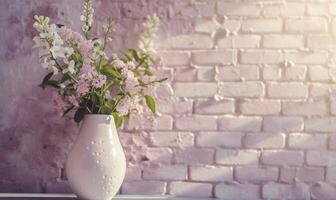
[1,0,336,199]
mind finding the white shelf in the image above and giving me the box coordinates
[0,193,216,200]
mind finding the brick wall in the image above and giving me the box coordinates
[1,0,336,199]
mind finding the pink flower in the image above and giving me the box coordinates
[52,93,67,116]
[124,71,139,94]
[112,59,125,69]
[72,32,83,43]
[58,27,83,44]
[116,97,131,116]
[76,79,90,95]
[92,74,107,88]
[58,27,72,42]
[80,65,94,74]
[121,67,129,76]
[68,95,79,107]
[79,40,95,59]
[125,77,139,94]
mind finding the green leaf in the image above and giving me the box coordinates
[99,105,112,114]
[106,99,115,108]
[138,79,145,87]
[63,84,75,96]
[56,24,64,28]
[39,72,54,89]
[100,59,108,67]
[101,66,121,78]
[128,49,139,61]
[91,92,100,106]
[140,61,149,69]
[120,53,130,62]
[132,69,141,77]
[144,69,154,76]
[145,95,156,113]
[44,80,60,89]
[138,54,149,68]
[71,52,82,64]
[60,74,71,83]
[123,113,130,121]
[112,112,123,128]
[74,107,87,123]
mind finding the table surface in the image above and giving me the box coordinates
[0,193,216,200]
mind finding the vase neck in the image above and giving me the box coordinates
[79,115,120,143]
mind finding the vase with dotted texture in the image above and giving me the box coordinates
[66,114,126,200]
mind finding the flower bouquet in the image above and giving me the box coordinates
[33,0,165,127]
[32,1,166,199]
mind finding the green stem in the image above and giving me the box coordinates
[112,96,123,112]
[98,17,114,71]
[85,106,92,114]
[102,81,114,94]
[52,58,78,83]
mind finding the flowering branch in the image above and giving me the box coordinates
[33,0,164,126]
[80,0,94,39]
[98,17,115,71]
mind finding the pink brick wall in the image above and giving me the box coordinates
[1,0,336,199]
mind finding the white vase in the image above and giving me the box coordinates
[66,114,126,200]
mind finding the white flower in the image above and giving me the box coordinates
[80,15,86,22]
[52,36,63,47]
[33,36,44,48]
[50,46,65,58]
[42,59,59,75]
[60,83,66,89]
[105,90,112,99]
[82,25,89,32]
[127,61,136,70]
[41,59,54,68]
[81,0,94,32]
[33,15,50,32]
[33,15,67,62]
[131,95,144,114]
[39,32,49,39]
[138,15,159,55]
[33,22,44,32]
[112,59,125,69]
[65,47,74,57]
[33,36,50,58]
[127,70,135,79]
[38,48,50,58]
[68,60,76,74]
[110,53,118,60]
[62,60,76,74]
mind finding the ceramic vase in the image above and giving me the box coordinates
[66,114,126,200]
